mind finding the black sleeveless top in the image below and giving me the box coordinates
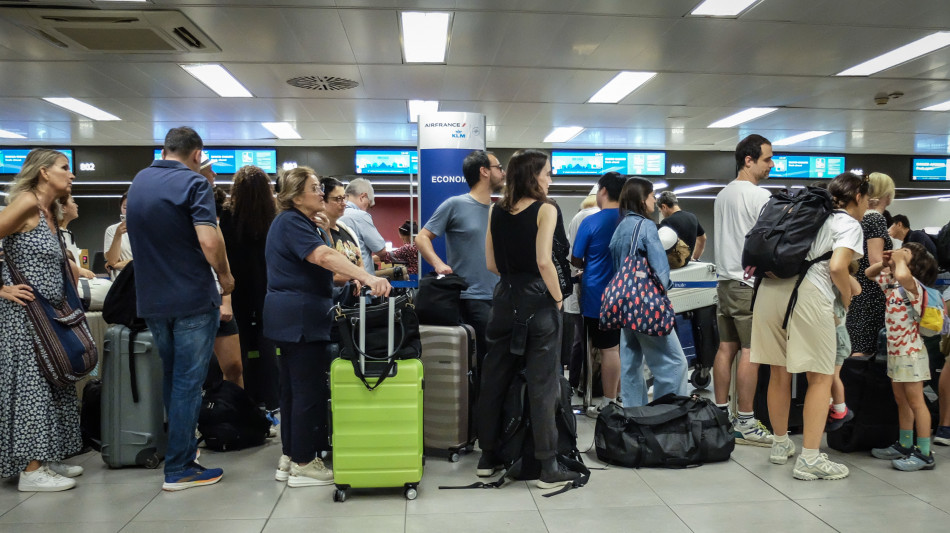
[490,200,542,276]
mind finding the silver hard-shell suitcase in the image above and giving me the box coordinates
[419,323,476,461]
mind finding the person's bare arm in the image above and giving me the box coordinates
[104,221,126,268]
[866,237,884,266]
[892,248,917,297]
[693,234,707,261]
[196,224,233,295]
[306,245,391,297]
[536,203,562,308]
[0,194,38,305]
[485,205,499,275]
[830,248,855,309]
[416,228,452,274]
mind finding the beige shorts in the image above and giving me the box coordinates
[716,280,754,349]
[750,277,836,375]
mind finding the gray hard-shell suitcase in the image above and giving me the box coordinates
[419,324,476,461]
[100,325,167,468]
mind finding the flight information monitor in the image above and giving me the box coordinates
[911,158,950,181]
[0,148,74,174]
[153,148,277,173]
[770,154,845,179]
[355,149,419,174]
[551,151,666,176]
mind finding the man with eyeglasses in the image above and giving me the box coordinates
[339,177,387,274]
[416,150,505,373]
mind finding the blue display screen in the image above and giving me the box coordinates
[153,149,277,173]
[770,155,845,179]
[911,158,950,181]
[355,150,419,174]
[551,151,666,176]
[0,149,74,174]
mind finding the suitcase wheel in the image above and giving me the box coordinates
[449,452,460,463]
[690,367,711,389]
[143,453,162,469]
[405,486,418,500]
[333,488,347,503]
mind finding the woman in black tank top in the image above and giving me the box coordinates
[475,149,579,489]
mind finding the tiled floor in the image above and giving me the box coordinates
[3,396,950,533]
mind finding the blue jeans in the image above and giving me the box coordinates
[620,328,689,407]
[147,309,219,476]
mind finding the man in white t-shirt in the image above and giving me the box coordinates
[712,134,774,446]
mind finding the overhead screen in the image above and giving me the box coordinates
[770,154,845,179]
[911,158,950,181]
[355,149,419,174]
[551,151,666,176]
[1,148,74,174]
[153,149,277,173]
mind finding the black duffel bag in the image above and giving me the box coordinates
[595,393,734,468]
[332,291,421,362]
[199,380,271,452]
[415,273,468,326]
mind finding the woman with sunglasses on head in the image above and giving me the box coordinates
[750,172,868,481]
[264,167,390,487]
[475,149,579,490]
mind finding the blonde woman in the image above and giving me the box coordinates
[0,149,84,491]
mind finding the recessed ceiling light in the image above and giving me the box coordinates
[690,0,760,17]
[922,99,950,111]
[180,64,253,97]
[672,183,720,195]
[707,107,777,128]
[42,97,121,121]
[837,31,950,76]
[772,131,832,146]
[0,129,26,139]
[653,180,669,191]
[262,122,301,140]
[543,127,585,143]
[588,71,657,104]
[400,12,451,63]
[408,100,439,123]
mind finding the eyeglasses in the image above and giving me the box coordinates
[328,195,346,203]
[489,164,504,171]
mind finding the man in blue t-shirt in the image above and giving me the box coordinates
[127,127,234,492]
[416,150,504,371]
[571,172,626,417]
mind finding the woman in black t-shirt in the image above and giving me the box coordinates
[475,149,579,490]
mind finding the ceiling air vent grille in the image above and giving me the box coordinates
[287,76,359,91]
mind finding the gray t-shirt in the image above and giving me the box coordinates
[339,201,386,274]
[424,193,498,300]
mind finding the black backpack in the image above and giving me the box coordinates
[198,380,271,452]
[102,261,147,330]
[415,272,469,326]
[935,222,950,271]
[80,379,102,451]
[741,187,836,327]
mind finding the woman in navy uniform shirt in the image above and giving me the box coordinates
[264,167,390,487]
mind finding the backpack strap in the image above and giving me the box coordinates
[781,251,833,329]
[898,285,923,323]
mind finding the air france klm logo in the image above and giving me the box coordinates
[452,129,467,139]
[424,122,466,128]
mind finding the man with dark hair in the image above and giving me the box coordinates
[571,172,626,416]
[416,150,504,370]
[657,191,706,262]
[714,133,774,446]
[889,214,937,257]
[127,126,234,491]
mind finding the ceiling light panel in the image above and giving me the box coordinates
[588,71,657,104]
[180,64,253,97]
[922,99,950,111]
[772,131,832,146]
[408,100,439,123]
[42,98,121,121]
[708,107,778,128]
[837,32,950,76]
[262,122,301,140]
[401,12,451,63]
[543,127,585,143]
[672,183,720,195]
[0,129,26,139]
[690,0,760,17]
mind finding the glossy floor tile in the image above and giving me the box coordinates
[1,387,948,532]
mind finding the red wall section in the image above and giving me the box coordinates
[367,197,420,246]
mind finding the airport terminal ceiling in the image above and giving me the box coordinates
[0,1,950,155]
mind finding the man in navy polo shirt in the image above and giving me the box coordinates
[127,127,234,491]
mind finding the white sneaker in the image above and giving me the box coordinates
[733,418,774,447]
[792,453,850,481]
[19,466,77,492]
[585,398,613,419]
[770,439,796,465]
[287,458,333,487]
[46,461,83,478]
[275,455,291,482]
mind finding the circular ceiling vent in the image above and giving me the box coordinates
[287,76,359,91]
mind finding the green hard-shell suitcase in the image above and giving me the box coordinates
[329,294,424,502]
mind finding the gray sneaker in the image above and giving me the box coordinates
[871,442,913,460]
[892,449,935,472]
[770,438,796,465]
[733,418,774,447]
[792,453,849,481]
[287,458,333,487]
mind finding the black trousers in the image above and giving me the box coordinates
[460,298,492,372]
[477,279,562,460]
[236,312,280,411]
[276,340,332,463]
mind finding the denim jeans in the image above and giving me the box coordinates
[619,328,689,407]
[147,309,219,476]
